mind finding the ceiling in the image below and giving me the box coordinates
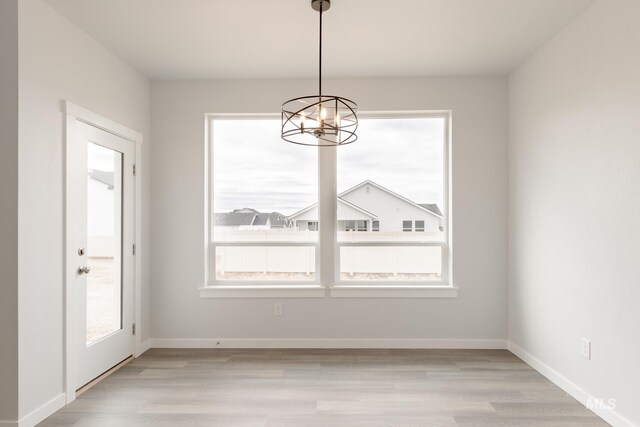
[44,0,596,80]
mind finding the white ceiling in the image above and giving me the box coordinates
[44,0,596,80]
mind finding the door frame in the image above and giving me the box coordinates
[63,101,144,404]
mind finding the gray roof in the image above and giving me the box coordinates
[214,212,258,226]
[419,204,443,217]
[214,210,291,227]
[253,213,270,226]
[268,212,289,227]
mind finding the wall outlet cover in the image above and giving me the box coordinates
[273,303,283,316]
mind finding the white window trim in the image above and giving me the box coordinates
[199,285,326,298]
[330,286,458,298]
[202,111,453,298]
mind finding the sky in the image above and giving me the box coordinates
[213,117,445,216]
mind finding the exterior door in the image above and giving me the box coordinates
[68,121,135,390]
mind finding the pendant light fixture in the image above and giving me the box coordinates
[281,0,358,146]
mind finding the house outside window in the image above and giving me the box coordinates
[207,113,450,290]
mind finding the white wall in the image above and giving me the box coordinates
[508,0,640,425]
[0,0,20,422]
[17,0,151,420]
[151,77,508,342]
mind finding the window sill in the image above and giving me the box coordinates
[199,285,326,298]
[330,285,458,298]
[199,285,457,298]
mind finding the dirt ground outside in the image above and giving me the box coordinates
[86,257,120,343]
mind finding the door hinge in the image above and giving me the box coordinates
[132,323,136,335]
[133,243,136,255]
[133,164,136,176]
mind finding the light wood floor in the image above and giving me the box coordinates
[39,349,608,427]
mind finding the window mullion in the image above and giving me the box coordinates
[318,146,337,287]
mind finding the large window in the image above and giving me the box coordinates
[208,113,449,288]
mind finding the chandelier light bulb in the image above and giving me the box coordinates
[320,107,328,120]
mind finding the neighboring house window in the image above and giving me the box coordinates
[208,114,450,287]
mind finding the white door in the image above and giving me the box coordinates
[68,121,135,390]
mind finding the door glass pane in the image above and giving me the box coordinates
[86,142,123,344]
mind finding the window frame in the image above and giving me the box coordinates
[202,111,454,298]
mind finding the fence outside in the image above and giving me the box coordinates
[214,229,444,280]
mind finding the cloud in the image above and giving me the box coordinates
[213,118,445,215]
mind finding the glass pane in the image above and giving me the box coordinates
[215,246,316,282]
[212,119,317,244]
[86,142,123,344]
[340,246,442,282]
[337,117,446,243]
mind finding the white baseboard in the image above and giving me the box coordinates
[135,339,151,357]
[150,338,508,349]
[17,393,65,427]
[509,342,636,427]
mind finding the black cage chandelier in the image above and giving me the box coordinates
[281,0,358,146]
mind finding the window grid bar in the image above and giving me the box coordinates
[208,281,321,287]
[211,242,318,247]
[337,242,445,248]
[334,281,449,287]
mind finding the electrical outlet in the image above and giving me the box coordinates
[273,302,283,316]
[581,338,591,360]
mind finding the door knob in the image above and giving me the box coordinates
[77,266,91,275]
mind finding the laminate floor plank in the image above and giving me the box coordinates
[38,349,609,426]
